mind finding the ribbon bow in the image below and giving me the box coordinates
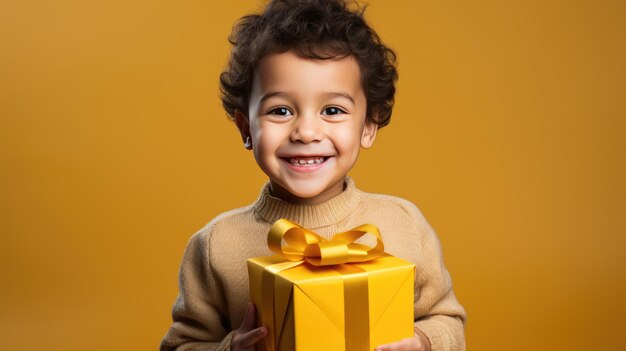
[268,218,385,266]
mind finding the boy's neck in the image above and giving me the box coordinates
[268,178,347,206]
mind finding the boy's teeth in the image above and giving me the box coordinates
[288,156,325,166]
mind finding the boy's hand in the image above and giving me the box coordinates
[231,303,267,351]
[374,329,431,351]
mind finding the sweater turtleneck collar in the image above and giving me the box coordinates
[252,177,361,229]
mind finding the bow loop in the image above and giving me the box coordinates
[268,219,385,266]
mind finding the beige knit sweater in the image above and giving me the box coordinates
[160,177,466,351]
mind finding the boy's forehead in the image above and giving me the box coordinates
[253,51,364,97]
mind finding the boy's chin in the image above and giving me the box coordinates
[288,187,325,199]
[270,178,344,204]
[281,182,325,198]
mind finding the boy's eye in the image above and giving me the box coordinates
[321,106,346,115]
[268,107,292,116]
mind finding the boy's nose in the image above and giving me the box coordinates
[290,113,323,144]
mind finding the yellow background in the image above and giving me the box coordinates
[1,0,624,350]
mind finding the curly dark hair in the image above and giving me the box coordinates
[219,0,398,128]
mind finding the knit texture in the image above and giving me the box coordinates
[160,177,466,351]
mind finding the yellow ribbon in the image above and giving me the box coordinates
[267,218,385,266]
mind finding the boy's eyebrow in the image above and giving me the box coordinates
[259,91,288,104]
[323,92,355,104]
[259,91,355,104]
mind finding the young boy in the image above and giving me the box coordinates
[160,1,466,350]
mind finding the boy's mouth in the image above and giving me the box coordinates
[282,156,329,167]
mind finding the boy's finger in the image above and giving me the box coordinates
[374,338,412,351]
[374,346,401,351]
[239,303,257,332]
[238,326,267,348]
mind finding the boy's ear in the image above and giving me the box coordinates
[234,109,253,150]
[360,119,378,149]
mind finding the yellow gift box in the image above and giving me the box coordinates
[247,219,415,351]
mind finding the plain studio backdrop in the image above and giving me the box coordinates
[1,1,624,350]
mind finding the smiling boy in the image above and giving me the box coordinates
[160,1,466,351]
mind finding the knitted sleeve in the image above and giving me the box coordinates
[160,228,235,351]
[401,200,467,351]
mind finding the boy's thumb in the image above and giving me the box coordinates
[240,302,257,331]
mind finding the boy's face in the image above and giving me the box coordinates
[236,51,377,205]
